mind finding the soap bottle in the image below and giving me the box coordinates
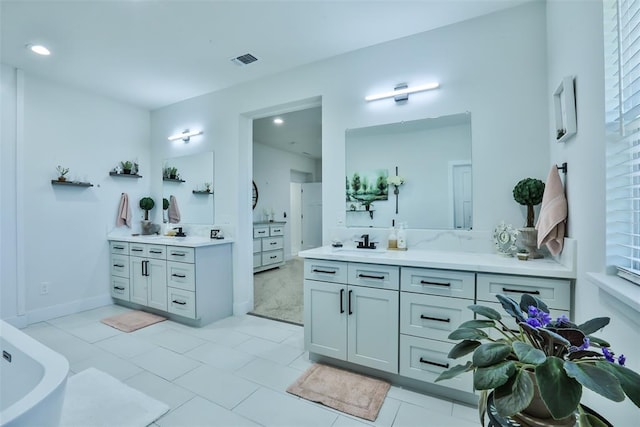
[397,223,407,250]
[388,224,397,249]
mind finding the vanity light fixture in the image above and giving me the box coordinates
[167,129,203,142]
[364,82,440,102]
[26,44,51,56]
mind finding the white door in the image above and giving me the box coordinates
[452,164,472,229]
[290,183,302,255]
[301,182,322,250]
[147,259,167,311]
[304,280,347,360]
[130,257,147,306]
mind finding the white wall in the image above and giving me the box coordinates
[0,67,150,325]
[546,1,637,424]
[253,142,318,259]
[150,2,550,315]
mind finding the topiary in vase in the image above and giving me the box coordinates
[139,197,155,221]
[513,178,545,228]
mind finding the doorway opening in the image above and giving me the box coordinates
[250,102,322,325]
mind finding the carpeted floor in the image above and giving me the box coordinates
[251,257,303,325]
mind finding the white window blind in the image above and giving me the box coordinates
[605,0,640,284]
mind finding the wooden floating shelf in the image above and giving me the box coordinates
[192,190,213,195]
[163,177,185,183]
[109,171,142,178]
[51,180,93,187]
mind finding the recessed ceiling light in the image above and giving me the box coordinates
[273,118,284,125]
[26,44,51,56]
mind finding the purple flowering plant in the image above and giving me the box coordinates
[436,293,640,425]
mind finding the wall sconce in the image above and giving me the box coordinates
[168,129,203,142]
[365,82,440,102]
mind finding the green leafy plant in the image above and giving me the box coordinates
[139,197,155,221]
[513,178,545,227]
[120,160,133,173]
[163,198,169,210]
[56,165,69,181]
[436,294,640,425]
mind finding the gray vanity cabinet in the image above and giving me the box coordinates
[304,259,399,374]
[129,243,168,311]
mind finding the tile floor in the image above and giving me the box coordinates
[22,305,479,427]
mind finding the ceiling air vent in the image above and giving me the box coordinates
[231,53,258,66]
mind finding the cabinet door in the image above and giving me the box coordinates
[347,286,399,374]
[147,259,167,311]
[304,279,347,360]
[130,257,147,305]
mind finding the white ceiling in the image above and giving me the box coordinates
[253,106,323,159]
[1,0,530,111]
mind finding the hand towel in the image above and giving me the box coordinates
[116,193,132,227]
[168,195,181,223]
[535,166,567,255]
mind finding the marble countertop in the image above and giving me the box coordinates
[298,245,575,279]
[108,234,233,248]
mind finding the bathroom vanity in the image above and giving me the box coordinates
[253,221,286,272]
[299,244,575,404]
[108,235,233,326]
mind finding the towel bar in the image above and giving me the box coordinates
[557,162,567,174]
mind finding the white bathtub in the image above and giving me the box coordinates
[0,320,69,427]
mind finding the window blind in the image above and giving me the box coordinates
[605,0,640,284]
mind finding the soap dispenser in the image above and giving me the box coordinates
[397,222,407,250]
[388,224,397,249]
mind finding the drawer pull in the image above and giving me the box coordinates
[113,246,125,250]
[340,288,345,314]
[419,358,449,369]
[257,230,266,234]
[172,299,187,305]
[348,290,353,315]
[420,280,450,287]
[172,273,186,278]
[270,242,278,245]
[270,255,277,259]
[312,268,336,274]
[171,252,186,257]
[502,287,540,295]
[113,264,124,268]
[358,273,385,280]
[132,248,143,252]
[273,229,281,232]
[114,286,125,291]
[149,250,162,254]
[420,314,450,323]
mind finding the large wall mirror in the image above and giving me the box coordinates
[162,151,215,224]
[345,112,472,229]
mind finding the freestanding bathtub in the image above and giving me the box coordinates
[0,320,69,427]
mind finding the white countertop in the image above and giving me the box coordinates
[298,246,575,279]
[108,234,233,248]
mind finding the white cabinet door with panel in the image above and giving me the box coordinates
[130,248,167,311]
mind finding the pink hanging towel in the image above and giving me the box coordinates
[116,193,132,227]
[168,195,181,223]
[535,166,567,256]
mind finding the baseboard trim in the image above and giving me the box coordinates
[17,294,113,326]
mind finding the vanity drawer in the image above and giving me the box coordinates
[167,261,195,291]
[167,246,194,263]
[168,288,196,319]
[110,276,130,301]
[253,226,269,238]
[146,245,166,260]
[401,267,475,299]
[262,250,284,266]
[262,237,283,251]
[400,293,474,342]
[110,254,129,277]
[348,263,399,290]
[253,239,262,254]
[129,243,147,257]
[304,259,348,284]
[476,273,570,310]
[110,241,129,255]
[400,335,473,393]
[270,225,284,236]
[253,253,262,268]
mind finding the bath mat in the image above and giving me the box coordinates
[100,310,166,332]
[286,363,390,421]
[60,368,169,427]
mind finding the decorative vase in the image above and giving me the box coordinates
[518,227,543,258]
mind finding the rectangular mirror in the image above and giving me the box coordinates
[162,151,215,224]
[345,112,472,229]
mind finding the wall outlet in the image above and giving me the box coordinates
[40,282,49,295]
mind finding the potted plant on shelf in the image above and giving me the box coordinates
[168,167,178,180]
[436,293,640,426]
[120,160,133,174]
[513,177,545,258]
[204,182,212,193]
[56,165,69,182]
